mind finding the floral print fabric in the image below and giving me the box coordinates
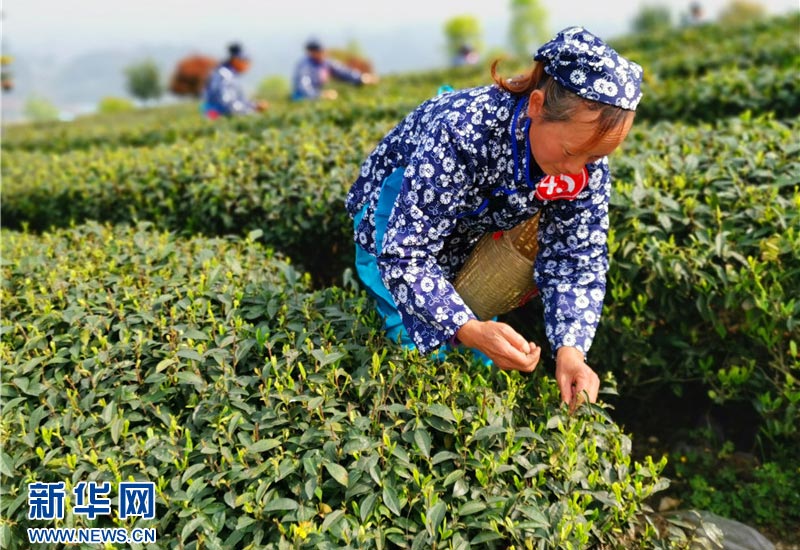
[202,64,256,116]
[345,85,611,355]
[292,56,364,100]
[534,26,644,111]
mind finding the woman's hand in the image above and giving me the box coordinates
[321,89,338,100]
[361,73,379,85]
[555,346,600,412]
[455,319,540,372]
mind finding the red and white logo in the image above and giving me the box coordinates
[534,167,589,201]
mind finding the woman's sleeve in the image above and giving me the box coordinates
[346,128,398,219]
[327,59,366,85]
[377,124,478,354]
[292,60,320,100]
[534,161,611,356]
[219,75,255,114]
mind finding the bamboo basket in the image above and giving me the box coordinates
[453,213,541,320]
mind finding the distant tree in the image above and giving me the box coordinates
[169,55,218,98]
[327,40,375,75]
[97,96,135,114]
[509,0,549,59]
[631,4,673,34]
[254,75,290,102]
[124,59,163,103]
[341,39,366,59]
[718,0,766,26]
[24,95,60,122]
[443,15,483,60]
[1,54,13,92]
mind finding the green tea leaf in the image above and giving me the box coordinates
[443,469,464,487]
[321,509,345,532]
[383,484,402,516]
[426,500,446,534]
[249,439,281,454]
[473,425,506,441]
[181,516,206,541]
[324,462,349,486]
[458,501,486,516]
[426,403,456,422]
[263,498,298,513]
[413,429,431,459]
[311,349,345,366]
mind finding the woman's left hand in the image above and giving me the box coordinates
[455,319,540,372]
[555,346,600,412]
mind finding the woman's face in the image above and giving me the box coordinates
[526,89,634,176]
[231,57,251,74]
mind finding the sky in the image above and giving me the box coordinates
[5,0,799,60]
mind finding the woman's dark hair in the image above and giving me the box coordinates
[491,59,634,150]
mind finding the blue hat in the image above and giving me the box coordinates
[228,42,249,60]
[534,27,643,111]
[305,39,323,52]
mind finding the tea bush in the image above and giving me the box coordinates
[2,14,797,155]
[595,113,800,452]
[636,63,799,121]
[0,93,417,155]
[3,112,798,288]
[612,13,799,78]
[670,442,800,535]
[1,122,389,283]
[0,222,698,549]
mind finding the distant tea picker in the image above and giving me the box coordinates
[291,39,378,101]
[202,43,269,118]
[346,26,643,408]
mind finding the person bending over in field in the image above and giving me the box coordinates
[202,43,268,119]
[291,39,378,101]
[345,27,642,408]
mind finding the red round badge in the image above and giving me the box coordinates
[534,167,589,201]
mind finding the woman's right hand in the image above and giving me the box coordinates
[320,89,338,100]
[455,319,540,372]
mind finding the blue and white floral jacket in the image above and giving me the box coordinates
[202,63,256,116]
[291,56,363,100]
[345,85,612,356]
